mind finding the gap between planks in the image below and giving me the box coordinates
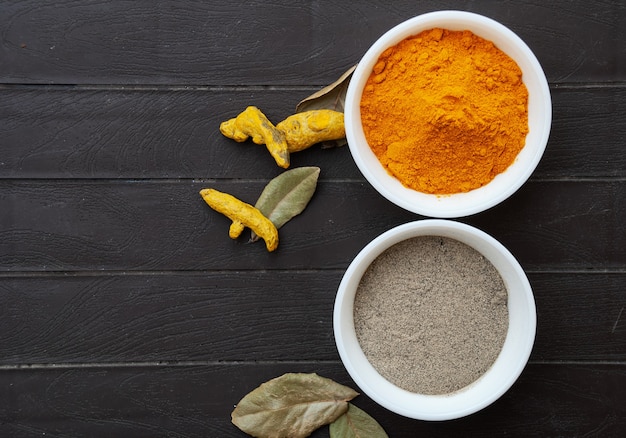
[0,84,323,92]
[0,360,343,371]
[0,360,624,372]
[0,268,625,278]
[1,82,626,92]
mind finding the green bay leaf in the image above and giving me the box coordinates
[250,166,320,242]
[329,403,389,438]
[231,373,359,438]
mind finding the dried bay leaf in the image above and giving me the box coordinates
[329,403,389,438]
[296,64,357,113]
[231,373,359,438]
[250,166,320,242]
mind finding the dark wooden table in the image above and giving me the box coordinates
[1,1,625,436]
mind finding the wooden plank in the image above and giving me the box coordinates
[0,272,339,364]
[537,86,626,178]
[1,1,624,85]
[468,180,626,271]
[0,273,623,364]
[1,86,625,179]
[0,87,360,180]
[532,273,626,362]
[0,363,624,437]
[0,180,624,272]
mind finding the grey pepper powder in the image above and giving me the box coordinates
[353,236,509,395]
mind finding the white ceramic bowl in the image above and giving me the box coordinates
[334,220,536,420]
[344,11,552,217]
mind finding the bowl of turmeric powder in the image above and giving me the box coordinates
[344,11,551,217]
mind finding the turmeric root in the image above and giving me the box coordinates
[276,110,346,152]
[229,220,245,239]
[220,107,346,166]
[220,106,290,168]
[200,188,279,252]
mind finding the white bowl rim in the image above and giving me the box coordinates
[333,219,537,420]
[344,10,552,218]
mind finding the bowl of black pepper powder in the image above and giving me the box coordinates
[333,220,536,420]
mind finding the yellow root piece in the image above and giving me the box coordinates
[276,110,345,152]
[220,106,290,168]
[229,220,245,238]
[200,188,279,252]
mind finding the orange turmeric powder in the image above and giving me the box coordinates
[360,28,529,194]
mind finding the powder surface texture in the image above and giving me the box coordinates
[353,236,509,394]
[360,28,529,194]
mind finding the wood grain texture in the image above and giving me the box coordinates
[0,87,358,179]
[0,272,339,363]
[0,363,624,437]
[1,1,624,85]
[532,273,626,362]
[0,273,623,364]
[1,86,625,179]
[1,0,625,436]
[0,180,624,272]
